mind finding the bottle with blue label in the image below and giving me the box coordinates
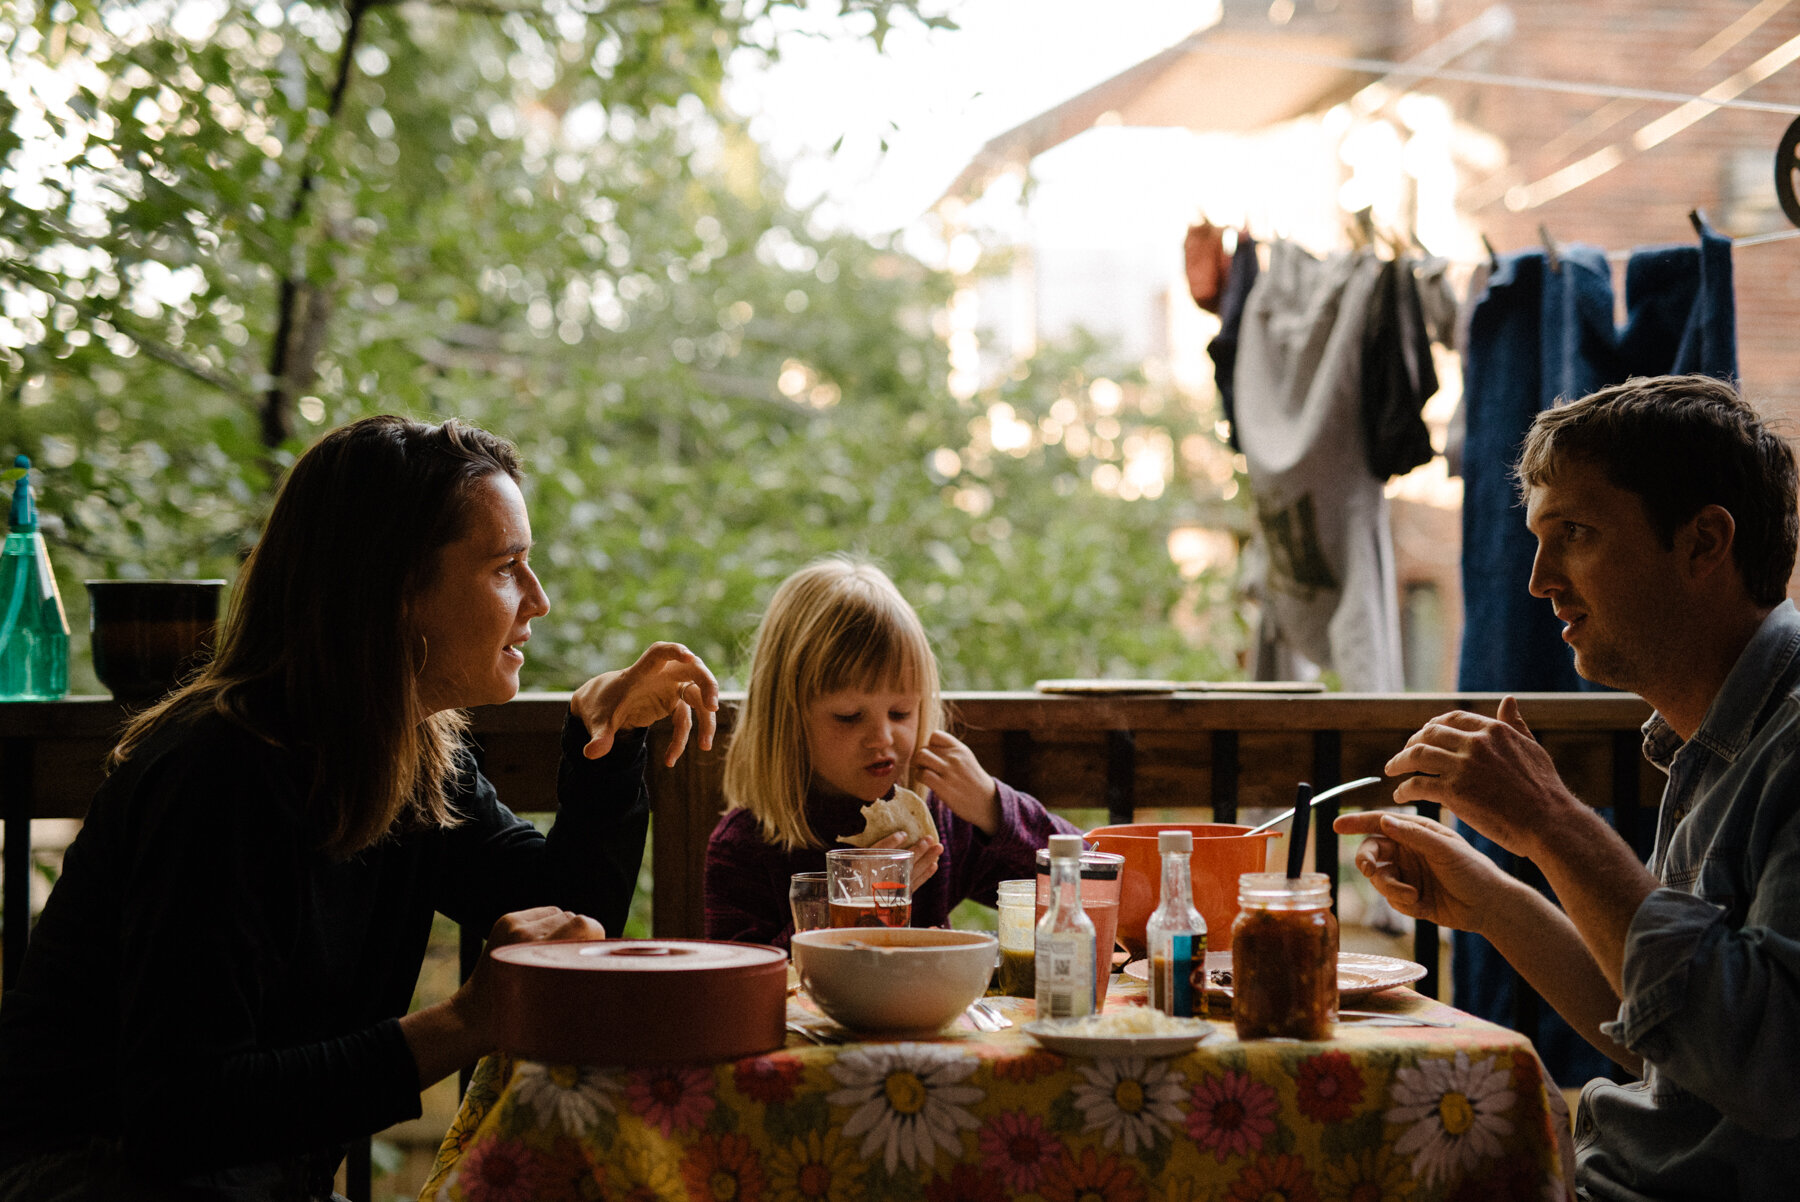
[0,455,70,701]
[1147,829,1207,1017]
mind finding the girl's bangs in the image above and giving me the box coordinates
[815,619,926,698]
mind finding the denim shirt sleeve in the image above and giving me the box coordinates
[1603,765,1800,1139]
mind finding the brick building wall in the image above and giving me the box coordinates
[1401,1,1800,416]
[1212,1,1800,682]
[1376,0,1800,639]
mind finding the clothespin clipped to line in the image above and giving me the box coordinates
[1538,223,1560,273]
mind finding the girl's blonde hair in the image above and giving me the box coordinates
[723,557,943,851]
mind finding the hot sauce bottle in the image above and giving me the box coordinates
[1146,830,1207,1017]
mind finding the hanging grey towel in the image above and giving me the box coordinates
[1233,240,1403,692]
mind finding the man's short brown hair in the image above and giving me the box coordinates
[1516,374,1798,606]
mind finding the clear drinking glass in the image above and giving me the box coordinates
[825,847,913,928]
[789,871,831,933]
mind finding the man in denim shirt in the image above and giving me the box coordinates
[1336,374,1799,1200]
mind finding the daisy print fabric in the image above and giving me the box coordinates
[421,1003,1571,1202]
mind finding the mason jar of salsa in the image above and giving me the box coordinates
[1231,872,1337,1040]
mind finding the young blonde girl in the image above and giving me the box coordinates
[704,557,1077,947]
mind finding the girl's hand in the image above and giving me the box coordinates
[912,730,1000,835]
[873,830,943,891]
[571,642,720,765]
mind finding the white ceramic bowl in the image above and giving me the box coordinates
[790,927,999,1034]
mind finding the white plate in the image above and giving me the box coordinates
[1021,1018,1214,1058]
[1124,951,1427,1003]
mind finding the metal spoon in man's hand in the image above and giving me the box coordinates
[1244,776,1385,837]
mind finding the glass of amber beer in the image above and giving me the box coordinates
[825,848,913,928]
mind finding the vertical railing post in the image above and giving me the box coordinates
[1104,730,1135,826]
[3,737,33,992]
[1612,729,1648,854]
[344,1140,371,1202]
[1412,801,1442,998]
[1311,730,1342,908]
[1210,730,1238,824]
[1001,730,1036,803]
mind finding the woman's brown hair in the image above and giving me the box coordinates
[110,415,523,858]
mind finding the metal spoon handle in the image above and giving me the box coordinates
[1244,775,1384,837]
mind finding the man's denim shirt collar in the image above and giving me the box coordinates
[1641,600,1800,778]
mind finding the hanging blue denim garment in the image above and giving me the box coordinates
[1456,247,1612,694]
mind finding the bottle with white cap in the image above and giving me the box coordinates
[1035,833,1096,1020]
[1146,829,1207,1017]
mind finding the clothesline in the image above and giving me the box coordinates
[1207,222,1800,274]
[1179,41,1800,118]
[1594,225,1800,262]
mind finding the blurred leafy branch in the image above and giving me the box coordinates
[1,0,1250,698]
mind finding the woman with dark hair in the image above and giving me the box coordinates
[0,415,718,1201]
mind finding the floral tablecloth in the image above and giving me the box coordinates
[420,980,1570,1202]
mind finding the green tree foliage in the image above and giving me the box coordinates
[2,0,1248,695]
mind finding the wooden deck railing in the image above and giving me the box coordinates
[1,689,1658,1198]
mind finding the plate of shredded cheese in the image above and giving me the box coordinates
[1022,1008,1215,1057]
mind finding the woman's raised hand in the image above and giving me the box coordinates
[571,642,720,765]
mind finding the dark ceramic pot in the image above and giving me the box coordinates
[85,579,228,702]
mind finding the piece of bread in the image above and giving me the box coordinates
[842,785,938,847]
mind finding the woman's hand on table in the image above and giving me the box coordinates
[1332,809,1517,935]
[572,641,720,765]
[400,906,606,1088]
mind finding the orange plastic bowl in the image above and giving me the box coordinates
[1084,823,1279,955]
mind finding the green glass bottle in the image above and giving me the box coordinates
[0,455,70,701]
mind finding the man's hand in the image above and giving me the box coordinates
[571,642,720,765]
[1333,810,1519,933]
[911,730,1001,834]
[1384,695,1580,858]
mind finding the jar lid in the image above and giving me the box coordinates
[1033,847,1124,879]
[1158,829,1193,854]
[1238,871,1331,903]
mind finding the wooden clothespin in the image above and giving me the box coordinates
[1538,223,1561,273]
